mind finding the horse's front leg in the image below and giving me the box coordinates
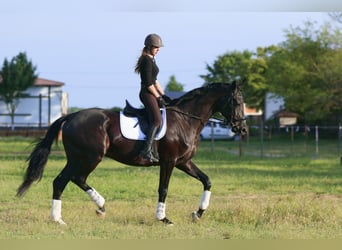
[192,190,211,221]
[156,162,175,225]
[176,160,212,222]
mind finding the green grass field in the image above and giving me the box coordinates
[1,136,342,239]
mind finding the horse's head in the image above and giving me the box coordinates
[219,81,248,135]
[170,81,247,136]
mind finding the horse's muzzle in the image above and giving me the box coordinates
[231,120,248,135]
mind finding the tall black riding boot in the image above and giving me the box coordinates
[140,126,159,163]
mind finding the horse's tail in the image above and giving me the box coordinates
[16,114,72,197]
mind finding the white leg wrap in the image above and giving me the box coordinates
[87,188,105,208]
[199,190,211,210]
[51,199,66,225]
[156,202,166,220]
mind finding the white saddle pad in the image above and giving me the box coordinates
[119,108,167,141]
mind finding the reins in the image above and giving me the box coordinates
[166,106,206,126]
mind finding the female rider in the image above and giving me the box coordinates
[134,34,171,162]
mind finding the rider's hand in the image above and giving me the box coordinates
[162,95,172,104]
[157,96,167,108]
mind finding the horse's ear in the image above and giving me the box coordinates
[235,78,246,90]
[232,80,237,89]
[239,78,247,86]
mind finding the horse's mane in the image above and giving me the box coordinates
[169,82,232,106]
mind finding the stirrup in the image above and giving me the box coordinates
[140,150,159,163]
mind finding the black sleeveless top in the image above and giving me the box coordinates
[140,55,159,88]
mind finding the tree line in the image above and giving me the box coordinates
[201,19,342,125]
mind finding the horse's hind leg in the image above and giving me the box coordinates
[68,156,106,218]
[51,164,73,225]
[71,175,106,218]
[51,157,106,224]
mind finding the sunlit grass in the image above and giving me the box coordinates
[1,136,342,238]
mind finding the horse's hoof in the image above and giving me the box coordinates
[52,218,67,225]
[159,217,174,226]
[192,211,200,222]
[96,207,106,219]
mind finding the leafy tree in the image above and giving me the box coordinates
[266,21,342,123]
[165,75,184,91]
[110,106,123,112]
[200,21,342,124]
[329,12,342,24]
[68,107,83,113]
[0,52,38,128]
[201,50,251,83]
[200,50,269,111]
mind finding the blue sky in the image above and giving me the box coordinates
[1,1,341,108]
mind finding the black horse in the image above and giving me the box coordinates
[17,81,247,225]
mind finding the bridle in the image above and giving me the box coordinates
[223,89,246,126]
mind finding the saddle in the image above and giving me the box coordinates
[120,100,167,141]
[123,100,151,135]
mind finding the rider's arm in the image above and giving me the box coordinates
[154,80,165,97]
[147,84,161,98]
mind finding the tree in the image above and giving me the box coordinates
[0,52,38,128]
[165,75,184,92]
[200,50,269,111]
[266,21,342,123]
[200,21,342,124]
[201,50,251,83]
[329,12,342,24]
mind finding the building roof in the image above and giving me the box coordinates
[34,77,64,87]
[0,75,64,87]
[276,110,299,118]
[244,105,263,116]
[165,90,186,99]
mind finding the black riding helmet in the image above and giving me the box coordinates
[144,34,164,48]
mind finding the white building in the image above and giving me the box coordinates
[264,92,285,121]
[0,77,68,128]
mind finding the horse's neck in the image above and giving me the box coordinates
[176,98,215,124]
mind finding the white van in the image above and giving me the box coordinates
[200,118,235,140]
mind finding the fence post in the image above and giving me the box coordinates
[304,125,309,153]
[39,94,42,128]
[339,123,342,165]
[239,134,243,157]
[315,125,319,155]
[259,115,264,158]
[210,121,214,153]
